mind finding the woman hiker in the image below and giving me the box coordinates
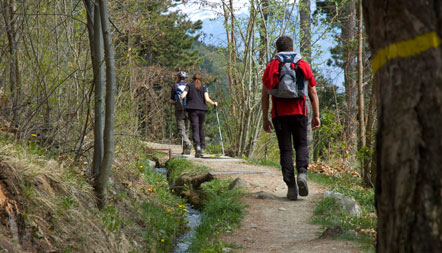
[180,72,217,158]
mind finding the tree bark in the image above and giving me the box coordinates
[342,0,358,165]
[363,1,442,251]
[299,0,314,161]
[2,0,21,124]
[93,3,105,177]
[94,0,116,209]
[356,0,369,185]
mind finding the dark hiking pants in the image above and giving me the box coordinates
[272,115,309,187]
[175,109,192,150]
[187,109,206,150]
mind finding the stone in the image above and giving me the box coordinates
[148,160,156,169]
[324,191,363,217]
[251,191,277,200]
[228,178,250,190]
[319,226,343,239]
[278,207,286,211]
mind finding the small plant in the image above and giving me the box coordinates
[101,204,124,233]
[61,196,75,209]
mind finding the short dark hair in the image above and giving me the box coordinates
[276,36,293,52]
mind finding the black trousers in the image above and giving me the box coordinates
[272,115,309,187]
[187,109,206,149]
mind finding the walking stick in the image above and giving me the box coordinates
[169,104,172,146]
[214,104,225,156]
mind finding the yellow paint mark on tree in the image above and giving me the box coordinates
[372,32,442,75]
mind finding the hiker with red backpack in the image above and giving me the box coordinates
[180,72,218,158]
[261,36,321,200]
[169,71,192,155]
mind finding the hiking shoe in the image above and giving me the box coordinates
[200,149,204,157]
[297,172,309,197]
[182,147,191,155]
[287,186,298,200]
[195,145,202,158]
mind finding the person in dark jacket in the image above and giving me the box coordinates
[180,72,217,158]
[168,71,192,154]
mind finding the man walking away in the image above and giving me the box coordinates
[169,71,192,155]
[261,36,321,200]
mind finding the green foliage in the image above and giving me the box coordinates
[110,0,202,70]
[313,111,346,163]
[166,158,209,186]
[135,157,187,252]
[101,204,125,233]
[245,158,281,168]
[189,179,246,252]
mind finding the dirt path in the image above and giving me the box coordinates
[146,143,361,252]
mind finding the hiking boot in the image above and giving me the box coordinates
[287,186,298,200]
[182,146,191,155]
[297,172,309,197]
[200,149,204,157]
[195,145,202,158]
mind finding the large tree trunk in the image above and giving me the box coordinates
[363,1,442,252]
[94,0,116,209]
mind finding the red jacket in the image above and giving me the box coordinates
[262,58,317,118]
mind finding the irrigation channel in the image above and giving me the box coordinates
[155,167,202,253]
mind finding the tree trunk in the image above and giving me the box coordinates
[342,0,357,166]
[94,0,116,209]
[363,1,442,251]
[84,0,105,178]
[356,0,369,185]
[2,0,21,124]
[365,79,376,186]
[93,3,105,177]
[299,0,314,162]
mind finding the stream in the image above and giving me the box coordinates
[155,167,201,253]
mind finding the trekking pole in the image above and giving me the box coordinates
[214,104,225,156]
[169,104,172,146]
[181,109,184,151]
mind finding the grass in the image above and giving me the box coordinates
[309,172,376,252]
[189,179,246,252]
[166,158,210,186]
[244,158,281,168]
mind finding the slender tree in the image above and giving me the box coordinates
[299,0,313,160]
[83,0,116,208]
[2,0,21,124]
[363,1,442,251]
[94,0,116,208]
[356,0,370,185]
[342,0,357,165]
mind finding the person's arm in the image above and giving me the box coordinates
[180,91,188,99]
[308,81,320,130]
[261,85,273,133]
[204,92,217,106]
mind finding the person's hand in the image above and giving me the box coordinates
[263,118,273,133]
[214,102,218,107]
[312,116,321,130]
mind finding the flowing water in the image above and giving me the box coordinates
[155,167,201,253]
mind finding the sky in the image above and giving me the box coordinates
[171,0,345,89]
